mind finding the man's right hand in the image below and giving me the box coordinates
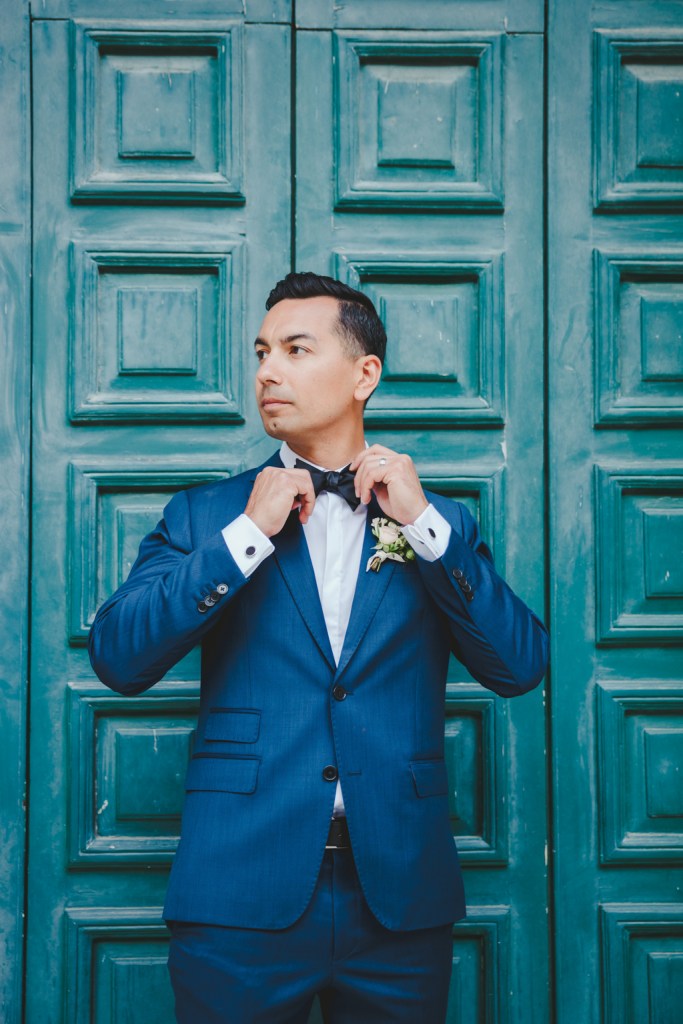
[243,467,317,538]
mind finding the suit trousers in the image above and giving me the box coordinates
[166,846,454,1024]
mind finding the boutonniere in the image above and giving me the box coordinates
[366,517,416,573]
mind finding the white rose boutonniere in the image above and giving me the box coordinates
[366,517,416,573]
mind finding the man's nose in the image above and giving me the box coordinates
[255,351,283,385]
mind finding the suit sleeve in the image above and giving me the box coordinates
[88,488,250,696]
[416,499,549,697]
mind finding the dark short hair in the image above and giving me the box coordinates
[265,271,386,365]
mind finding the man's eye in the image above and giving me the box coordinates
[255,350,266,361]
[289,345,306,355]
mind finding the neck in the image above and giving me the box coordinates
[284,425,366,469]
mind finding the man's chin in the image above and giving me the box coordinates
[259,415,295,442]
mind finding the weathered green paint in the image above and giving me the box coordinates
[0,0,30,1020]
[296,22,548,1023]
[27,11,291,1023]
[1,0,678,1020]
[549,2,683,1022]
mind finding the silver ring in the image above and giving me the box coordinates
[378,457,387,466]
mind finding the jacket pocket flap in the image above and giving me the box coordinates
[186,755,260,794]
[204,708,261,743]
[410,759,449,798]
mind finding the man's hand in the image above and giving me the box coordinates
[349,445,429,525]
[244,467,317,537]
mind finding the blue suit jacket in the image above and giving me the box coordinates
[89,450,548,931]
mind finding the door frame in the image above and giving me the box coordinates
[0,0,31,1019]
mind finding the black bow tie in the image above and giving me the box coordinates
[294,458,361,510]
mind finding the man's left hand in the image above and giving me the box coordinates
[349,445,428,526]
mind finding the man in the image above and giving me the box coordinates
[89,271,548,1023]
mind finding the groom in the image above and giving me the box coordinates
[89,271,548,1023]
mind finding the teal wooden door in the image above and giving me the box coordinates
[294,4,548,1022]
[0,2,31,1022]
[548,1,683,1022]
[27,4,292,1022]
[27,2,550,1022]
[28,7,549,1021]
[21,0,681,1021]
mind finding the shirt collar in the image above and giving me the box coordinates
[279,439,368,473]
[279,440,369,516]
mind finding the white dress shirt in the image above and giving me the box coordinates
[222,441,452,817]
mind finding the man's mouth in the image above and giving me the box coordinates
[261,398,291,408]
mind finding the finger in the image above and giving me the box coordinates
[348,448,372,473]
[358,457,391,505]
[289,472,316,523]
[357,450,391,484]
[349,445,391,473]
[353,457,374,504]
[351,448,389,500]
[297,488,316,523]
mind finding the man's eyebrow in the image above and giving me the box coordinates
[253,332,317,348]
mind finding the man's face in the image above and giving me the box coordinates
[254,296,367,445]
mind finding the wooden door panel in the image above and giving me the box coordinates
[295,0,543,33]
[36,0,289,19]
[296,18,548,1024]
[0,0,30,1018]
[549,2,683,1022]
[69,22,245,204]
[28,14,291,1022]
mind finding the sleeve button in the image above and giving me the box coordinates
[452,568,464,579]
[197,601,208,613]
[428,527,436,538]
[246,545,256,557]
[216,583,228,595]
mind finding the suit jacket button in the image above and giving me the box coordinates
[216,583,228,595]
[332,685,347,702]
[461,582,472,593]
[204,595,216,607]
[452,568,464,579]
[197,601,208,613]
[322,765,338,782]
[209,590,221,602]
[466,591,475,602]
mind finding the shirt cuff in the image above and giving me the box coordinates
[222,514,275,578]
[400,504,451,563]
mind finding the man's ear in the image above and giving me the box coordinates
[353,354,382,402]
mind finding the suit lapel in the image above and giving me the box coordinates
[256,451,395,679]
[254,450,336,670]
[273,510,336,671]
[334,494,395,682]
